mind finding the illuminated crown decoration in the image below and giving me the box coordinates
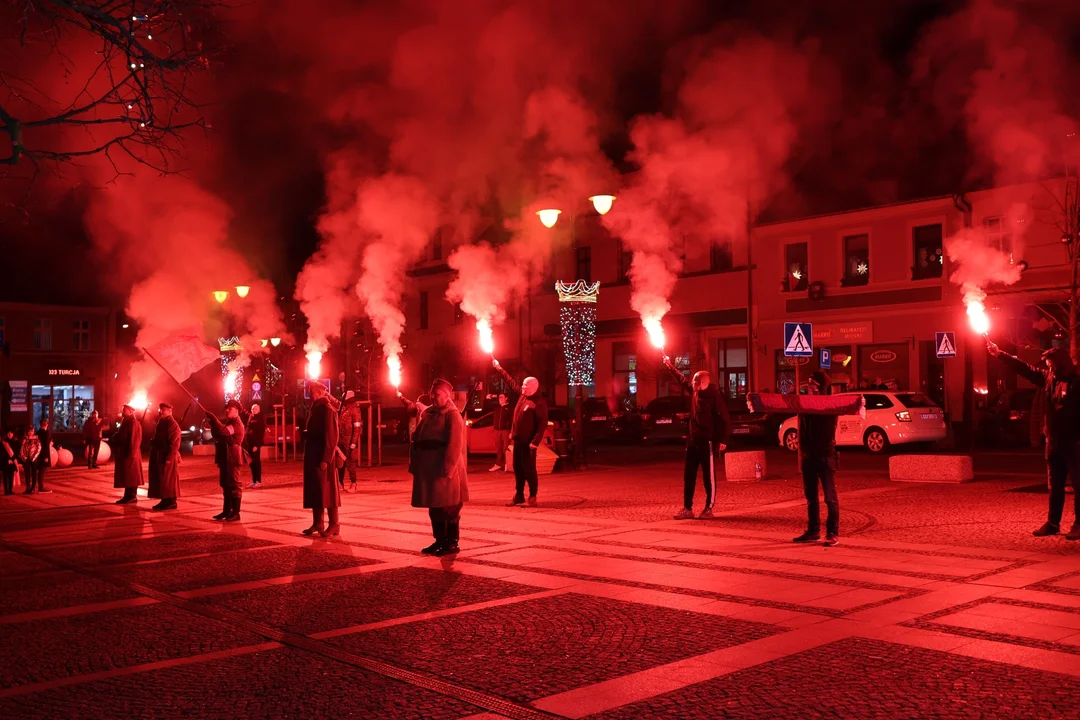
[555,280,601,303]
[218,336,241,352]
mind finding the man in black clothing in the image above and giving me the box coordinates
[489,392,514,472]
[795,372,847,546]
[493,359,547,506]
[35,419,52,493]
[1,428,17,495]
[246,404,266,488]
[663,356,730,520]
[83,410,105,469]
[988,341,1080,539]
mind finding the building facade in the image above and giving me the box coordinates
[0,303,118,438]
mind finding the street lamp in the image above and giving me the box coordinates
[589,195,616,215]
[270,337,282,347]
[235,285,251,299]
[212,290,229,304]
[536,208,562,228]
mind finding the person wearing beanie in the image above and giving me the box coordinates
[492,359,547,507]
[337,390,364,493]
[206,399,246,521]
[148,402,181,511]
[408,378,468,556]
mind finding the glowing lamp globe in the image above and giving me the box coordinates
[536,209,562,228]
[235,285,251,298]
[260,339,269,348]
[212,290,229,304]
[589,195,616,215]
[270,337,282,347]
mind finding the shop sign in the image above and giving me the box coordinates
[47,369,81,376]
[869,349,897,363]
[813,322,873,344]
[9,380,28,412]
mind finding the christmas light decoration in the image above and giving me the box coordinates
[558,280,600,386]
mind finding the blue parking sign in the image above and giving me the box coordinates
[784,322,813,357]
[819,348,831,369]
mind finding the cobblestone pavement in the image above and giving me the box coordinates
[1,450,1078,718]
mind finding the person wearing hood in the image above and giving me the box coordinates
[147,402,182,511]
[206,399,246,521]
[493,359,548,507]
[338,391,364,493]
[246,404,266,489]
[302,381,341,537]
[409,378,468,555]
[113,404,145,504]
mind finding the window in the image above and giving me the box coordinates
[710,241,733,272]
[842,234,870,286]
[73,320,91,350]
[858,343,908,391]
[617,241,633,282]
[576,247,592,283]
[419,292,429,330]
[716,338,747,399]
[784,242,808,292]
[985,217,1014,262]
[862,394,894,410]
[34,318,52,350]
[612,341,638,405]
[912,224,943,279]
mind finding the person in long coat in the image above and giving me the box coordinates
[337,391,363,492]
[303,381,341,538]
[113,404,145,504]
[147,402,182,511]
[206,400,246,521]
[409,378,468,556]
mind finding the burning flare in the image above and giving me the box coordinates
[128,391,149,411]
[966,299,990,335]
[644,317,666,349]
[387,355,402,388]
[306,350,323,380]
[477,319,494,355]
[224,369,239,396]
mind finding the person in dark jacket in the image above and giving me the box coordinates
[490,392,513,472]
[113,404,145,504]
[493,359,547,506]
[246,404,266,489]
[988,341,1080,539]
[337,391,363,492]
[148,403,182,511]
[83,410,105,469]
[19,428,42,494]
[206,400,246,521]
[664,356,731,519]
[409,378,469,555]
[35,419,52,493]
[302,381,341,538]
[2,428,18,495]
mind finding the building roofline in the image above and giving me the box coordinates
[0,302,114,313]
[754,194,956,230]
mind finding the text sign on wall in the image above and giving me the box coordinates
[812,322,874,345]
[48,369,81,376]
[9,380,28,413]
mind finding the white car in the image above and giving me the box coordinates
[777,391,947,454]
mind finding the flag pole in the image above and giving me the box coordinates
[139,347,208,413]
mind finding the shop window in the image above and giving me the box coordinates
[857,343,909,391]
[419,292,429,330]
[774,352,810,395]
[32,385,50,429]
[73,319,91,350]
[716,338,747,399]
[617,241,632,282]
[842,234,870,286]
[612,341,638,406]
[576,246,592,283]
[911,224,943,279]
[34,318,52,350]
[710,242,733,272]
[784,242,808,292]
[819,345,853,392]
[985,217,1014,262]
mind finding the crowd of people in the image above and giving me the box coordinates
[0,421,53,496]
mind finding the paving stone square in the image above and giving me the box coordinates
[44,531,280,568]
[195,565,539,635]
[0,646,481,719]
[334,592,779,703]
[103,545,379,592]
[586,637,1080,719]
[0,571,138,615]
[0,603,264,689]
[0,550,62,577]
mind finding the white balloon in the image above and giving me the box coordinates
[56,448,74,468]
[92,440,113,464]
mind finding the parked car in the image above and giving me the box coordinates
[728,395,793,444]
[263,414,299,446]
[581,397,617,442]
[777,391,946,454]
[979,388,1039,447]
[466,405,574,458]
[642,395,690,444]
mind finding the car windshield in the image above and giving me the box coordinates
[646,396,690,414]
[896,393,938,408]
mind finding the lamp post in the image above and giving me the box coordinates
[536,195,615,469]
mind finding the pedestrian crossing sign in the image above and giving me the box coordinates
[784,322,814,357]
[935,332,957,358]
